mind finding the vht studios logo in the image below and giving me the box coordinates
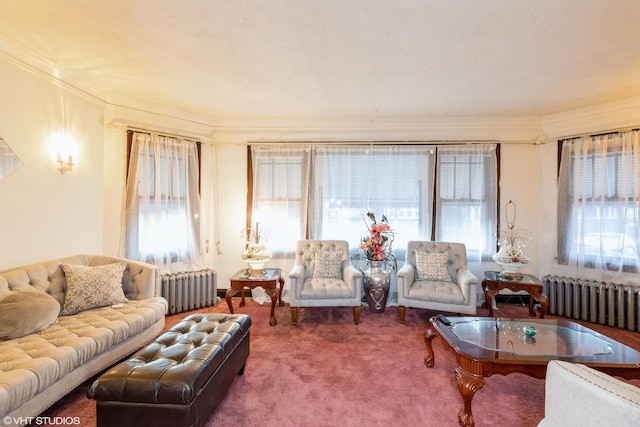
[3,416,81,425]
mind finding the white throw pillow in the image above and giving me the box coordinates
[61,263,129,315]
[416,251,451,281]
[313,250,343,279]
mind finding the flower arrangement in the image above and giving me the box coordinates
[359,211,396,271]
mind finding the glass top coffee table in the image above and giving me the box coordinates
[424,316,640,427]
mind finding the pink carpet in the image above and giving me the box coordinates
[40,300,640,427]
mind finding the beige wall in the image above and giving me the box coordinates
[0,60,105,270]
[1,56,639,287]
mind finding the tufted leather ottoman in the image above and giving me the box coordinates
[88,313,251,427]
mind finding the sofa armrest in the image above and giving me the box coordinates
[539,360,640,427]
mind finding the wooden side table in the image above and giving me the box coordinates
[482,271,549,319]
[226,268,284,326]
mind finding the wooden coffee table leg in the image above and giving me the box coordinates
[424,326,437,367]
[455,367,485,427]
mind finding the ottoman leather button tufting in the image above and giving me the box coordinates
[88,313,251,427]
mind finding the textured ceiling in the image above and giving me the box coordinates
[0,0,639,122]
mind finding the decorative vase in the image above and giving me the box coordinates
[363,260,390,313]
[492,247,527,280]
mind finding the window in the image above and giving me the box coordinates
[123,131,203,273]
[250,145,308,254]
[436,144,498,261]
[310,145,434,256]
[557,130,640,272]
[250,143,498,263]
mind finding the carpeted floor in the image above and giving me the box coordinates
[39,299,640,427]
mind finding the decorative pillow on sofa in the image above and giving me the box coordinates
[60,263,129,316]
[313,250,343,279]
[416,251,451,281]
[0,291,61,340]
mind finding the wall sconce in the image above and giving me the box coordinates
[56,153,74,174]
[50,132,77,174]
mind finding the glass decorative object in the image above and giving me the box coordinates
[241,222,272,276]
[493,200,532,279]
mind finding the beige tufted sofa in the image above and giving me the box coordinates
[0,255,168,425]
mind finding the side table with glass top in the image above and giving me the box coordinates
[482,270,548,319]
[226,268,284,326]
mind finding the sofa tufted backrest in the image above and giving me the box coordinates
[295,240,351,280]
[0,255,161,304]
[405,241,468,284]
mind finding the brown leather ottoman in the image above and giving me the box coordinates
[88,313,251,427]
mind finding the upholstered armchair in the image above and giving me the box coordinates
[289,240,363,325]
[396,241,478,323]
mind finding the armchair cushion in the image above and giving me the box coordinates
[409,279,465,304]
[416,251,451,281]
[300,278,353,299]
[312,250,343,279]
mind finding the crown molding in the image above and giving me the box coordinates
[103,104,215,142]
[207,116,543,144]
[0,35,108,106]
[102,103,543,145]
[540,97,640,141]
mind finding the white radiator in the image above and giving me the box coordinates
[161,269,217,314]
[542,275,640,332]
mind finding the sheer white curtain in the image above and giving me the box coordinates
[307,144,435,305]
[309,144,435,266]
[558,130,640,278]
[122,131,203,274]
[250,144,311,303]
[250,144,311,259]
[435,144,498,263]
